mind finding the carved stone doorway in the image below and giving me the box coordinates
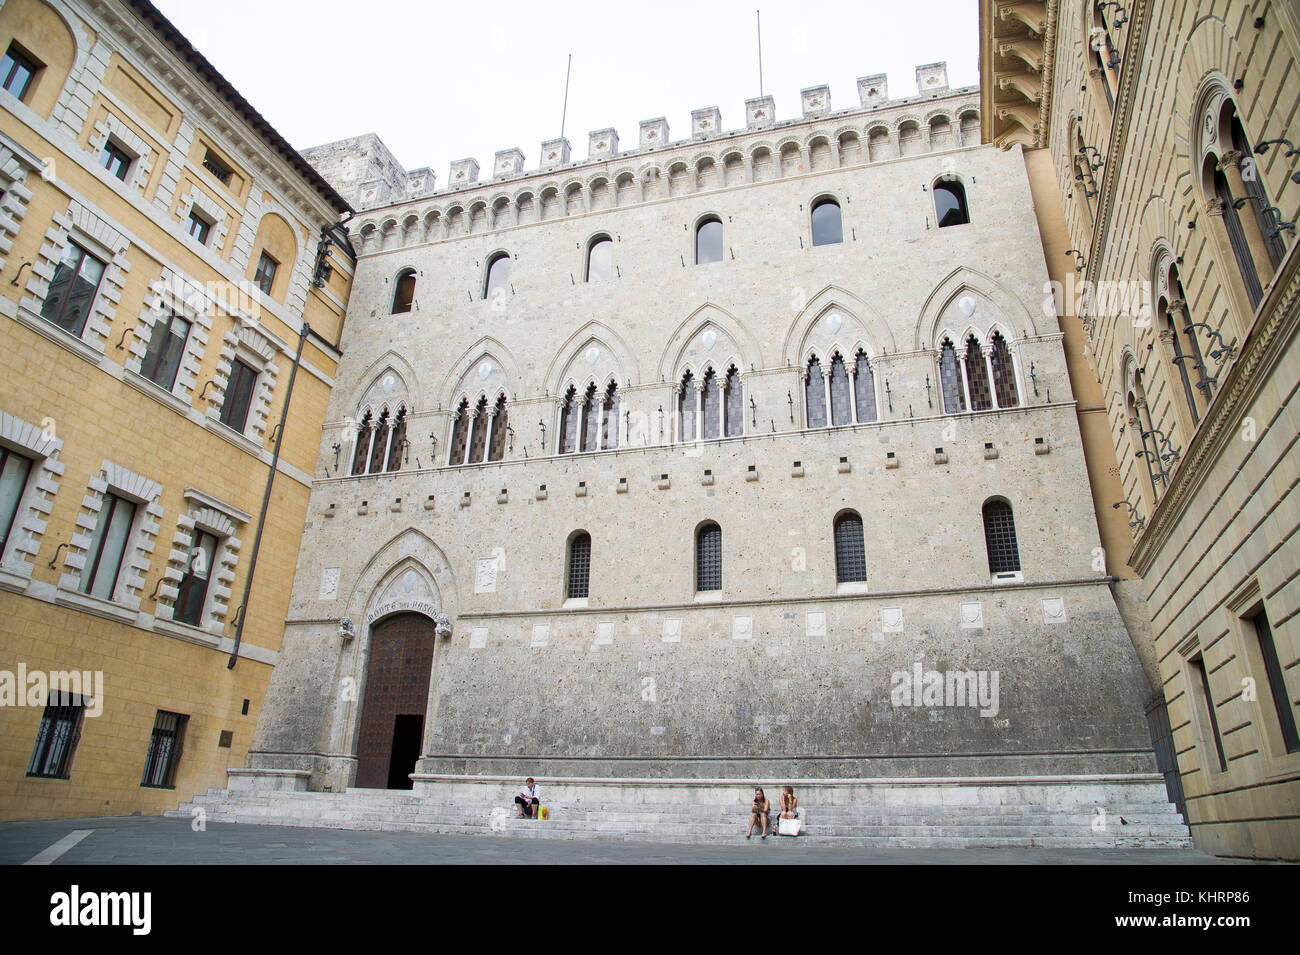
[355,612,435,789]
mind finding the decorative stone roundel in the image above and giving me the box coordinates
[702,329,717,350]
[478,361,493,380]
[959,296,976,317]
[382,374,396,394]
[825,311,843,334]
[401,570,418,593]
[585,346,600,365]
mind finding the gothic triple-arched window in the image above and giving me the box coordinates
[938,332,1019,414]
[804,351,878,428]
[678,366,742,441]
[351,405,408,476]
[448,393,509,465]
[558,381,619,453]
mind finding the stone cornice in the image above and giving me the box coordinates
[1129,243,1300,574]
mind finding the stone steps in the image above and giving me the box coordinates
[170,772,1192,849]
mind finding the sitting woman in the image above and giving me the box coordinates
[746,787,770,840]
[777,786,798,834]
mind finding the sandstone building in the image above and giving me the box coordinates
[982,0,1299,859]
[0,0,353,819]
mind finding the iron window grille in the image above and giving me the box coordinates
[982,500,1021,575]
[834,513,867,583]
[567,532,591,599]
[141,710,188,789]
[696,523,722,592]
[27,695,85,779]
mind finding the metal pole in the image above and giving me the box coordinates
[757,10,763,97]
[227,321,309,670]
[560,54,572,140]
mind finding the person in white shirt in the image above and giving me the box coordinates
[514,777,540,818]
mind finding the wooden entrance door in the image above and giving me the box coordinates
[354,612,435,789]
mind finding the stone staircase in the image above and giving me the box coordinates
[168,774,1192,849]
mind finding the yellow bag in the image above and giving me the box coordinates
[538,806,549,820]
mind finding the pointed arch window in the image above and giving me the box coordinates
[601,382,619,450]
[367,409,391,474]
[724,366,743,437]
[586,235,612,282]
[385,406,407,471]
[982,498,1021,577]
[811,198,843,246]
[467,396,490,463]
[939,339,965,412]
[989,332,1019,408]
[696,522,722,592]
[854,350,878,423]
[566,531,591,599]
[702,369,722,439]
[558,385,580,454]
[834,511,866,584]
[679,371,697,442]
[391,269,415,313]
[488,394,508,461]
[351,411,372,475]
[964,336,993,411]
[696,217,723,264]
[805,356,827,428]
[934,180,969,227]
[483,252,510,300]
[829,354,852,426]
[449,398,470,465]
[580,383,599,452]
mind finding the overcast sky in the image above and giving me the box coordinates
[152,0,978,182]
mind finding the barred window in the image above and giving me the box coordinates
[939,339,965,412]
[27,694,85,779]
[982,499,1021,575]
[834,512,866,583]
[696,522,722,592]
[141,710,188,789]
[567,531,591,599]
[965,336,993,411]
[805,356,826,428]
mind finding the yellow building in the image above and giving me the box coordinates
[982,0,1299,859]
[0,0,353,819]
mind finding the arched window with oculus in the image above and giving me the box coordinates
[586,234,612,282]
[447,394,508,465]
[696,521,722,593]
[695,216,723,264]
[483,252,510,301]
[351,405,408,475]
[391,268,415,314]
[811,197,843,246]
[803,350,878,428]
[566,530,591,600]
[933,179,969,227]
[833,511,866,584]
[678,366,743,441]
[558,381,619,453]
[982,498,1022,582]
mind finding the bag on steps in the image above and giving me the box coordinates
[778,817,800,836]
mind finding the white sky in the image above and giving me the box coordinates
[152,0,978,182]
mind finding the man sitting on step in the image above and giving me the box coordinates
[514,778,540,819]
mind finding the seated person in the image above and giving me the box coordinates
[514,777,540,818]
[746,787,770,839]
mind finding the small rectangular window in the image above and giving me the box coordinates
[202,149,232,185]
[567,534,591,599]
[27,694,85,779]
[254,252,278,296]
[79,491,137,601]
[1190,655,1227,773]
[696,524,722,592]
[0,43,41,103]
[141,710,188,788]
[40,241,106,336]
[0,446,35,557]
[219,358,258,433]
[187,209,212,245]
[139,312,191,391]
[1249,609,1300,754]
[99,139,132,182]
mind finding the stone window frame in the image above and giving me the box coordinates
[1225,581,1300,772]
[932,324,1024,415]
[57,459,163,619]
[176,184,229,252]
[17,199,130,360]
[981,495,1023,584]
[809,192,845,247]
[206,322,278,445]
[0,409,65,590]
[0,135,40,275]
[124,268,213,410]
[89,112,153,194]
[154,488,248,639]
[1174,633,1228,779]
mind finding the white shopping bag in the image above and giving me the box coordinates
[778,817,801,836]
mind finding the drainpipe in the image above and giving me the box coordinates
[227,321,309,670]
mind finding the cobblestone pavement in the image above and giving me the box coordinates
[0,816,1229,865]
